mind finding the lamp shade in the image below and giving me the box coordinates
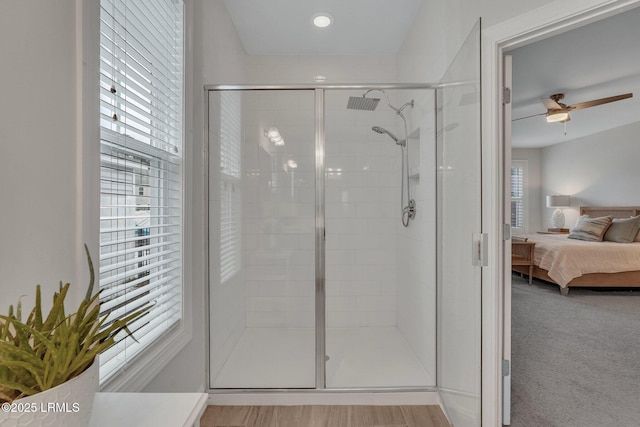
[546,195,570,208]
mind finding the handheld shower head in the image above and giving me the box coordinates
[372,126,401,144]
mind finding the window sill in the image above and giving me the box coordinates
[99,317,192,392]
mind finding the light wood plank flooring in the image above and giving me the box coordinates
[200,405,451,427]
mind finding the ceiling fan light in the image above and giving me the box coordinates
[546,111,569,123]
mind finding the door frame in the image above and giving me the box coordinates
[481,0,640,425]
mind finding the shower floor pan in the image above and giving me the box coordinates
[211,327,434,389]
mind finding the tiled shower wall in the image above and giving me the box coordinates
[242,90,317,329]
[396,90,437,376]
[209,93,247,383]
[240,94,405,328]
[210,56,436,382]
[241,56,407,328]
[324,91,402,328]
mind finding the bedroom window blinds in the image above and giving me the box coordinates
[98,0,184,384]
[511,160,527,231]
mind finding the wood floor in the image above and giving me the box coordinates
[200,405,451,427]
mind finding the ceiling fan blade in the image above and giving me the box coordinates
[541,97,563,110]
[512,112,547,121]
[569,93,633,111]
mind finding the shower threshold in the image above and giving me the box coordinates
[211,327,434,390]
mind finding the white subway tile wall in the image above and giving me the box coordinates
[240,94,403,328]
[242,89,316,329]
[324,89,407,329]
[395,90,437,378]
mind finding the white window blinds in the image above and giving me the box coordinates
[511,160,527,231]
[99,0,184,384]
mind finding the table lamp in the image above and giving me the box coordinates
[546,195,570,228]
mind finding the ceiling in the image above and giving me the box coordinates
[511,7,640,148]
[222,2,640,148]
[223,0,422,55]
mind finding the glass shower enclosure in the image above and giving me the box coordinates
[205,23,481,427]
[206,86,437,390]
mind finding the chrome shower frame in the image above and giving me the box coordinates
[204,83,437,395]
[367,88,417,227]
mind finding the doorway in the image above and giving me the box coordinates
[491,1,640,424]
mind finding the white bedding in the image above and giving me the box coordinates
[521,234,640,287]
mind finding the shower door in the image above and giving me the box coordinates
[208,89,317,389]
[324,89,436,389]
[208,85,437,391]
[436,20,482,427]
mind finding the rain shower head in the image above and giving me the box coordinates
[347,95,380,111]
[372,126,400,144]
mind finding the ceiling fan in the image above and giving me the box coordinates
[514,92,633,123]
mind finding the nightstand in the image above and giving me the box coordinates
[537,228,570,234]
[512,239,536,285]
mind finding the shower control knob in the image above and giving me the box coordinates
[407,199,416,220]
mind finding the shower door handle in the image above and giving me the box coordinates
[472,233,488,267]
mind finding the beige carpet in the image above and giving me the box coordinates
[511,274,640,426]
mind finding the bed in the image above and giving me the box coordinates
[512,206,640,295]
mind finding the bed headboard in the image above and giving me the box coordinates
[580,206,640,219]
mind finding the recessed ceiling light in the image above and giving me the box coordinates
[312,12,333,28]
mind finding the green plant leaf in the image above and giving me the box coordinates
[0,378,40,399]
[84,243,95,302]
[0,246,152,399]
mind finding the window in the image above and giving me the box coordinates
[99,0,184,384]
[511,160,528,231]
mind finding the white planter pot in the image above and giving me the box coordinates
[0,360,99,427]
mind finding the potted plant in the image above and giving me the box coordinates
[0,245,151,426]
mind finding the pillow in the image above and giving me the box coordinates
[604,215,640,243]
[568,215,612,242]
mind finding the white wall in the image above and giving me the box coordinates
[398,0,556,83]
[514,122,640,234]
[512,148,543,232]
[245,54,396,85]
[540,121,640,229]
[0,1,84,314]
